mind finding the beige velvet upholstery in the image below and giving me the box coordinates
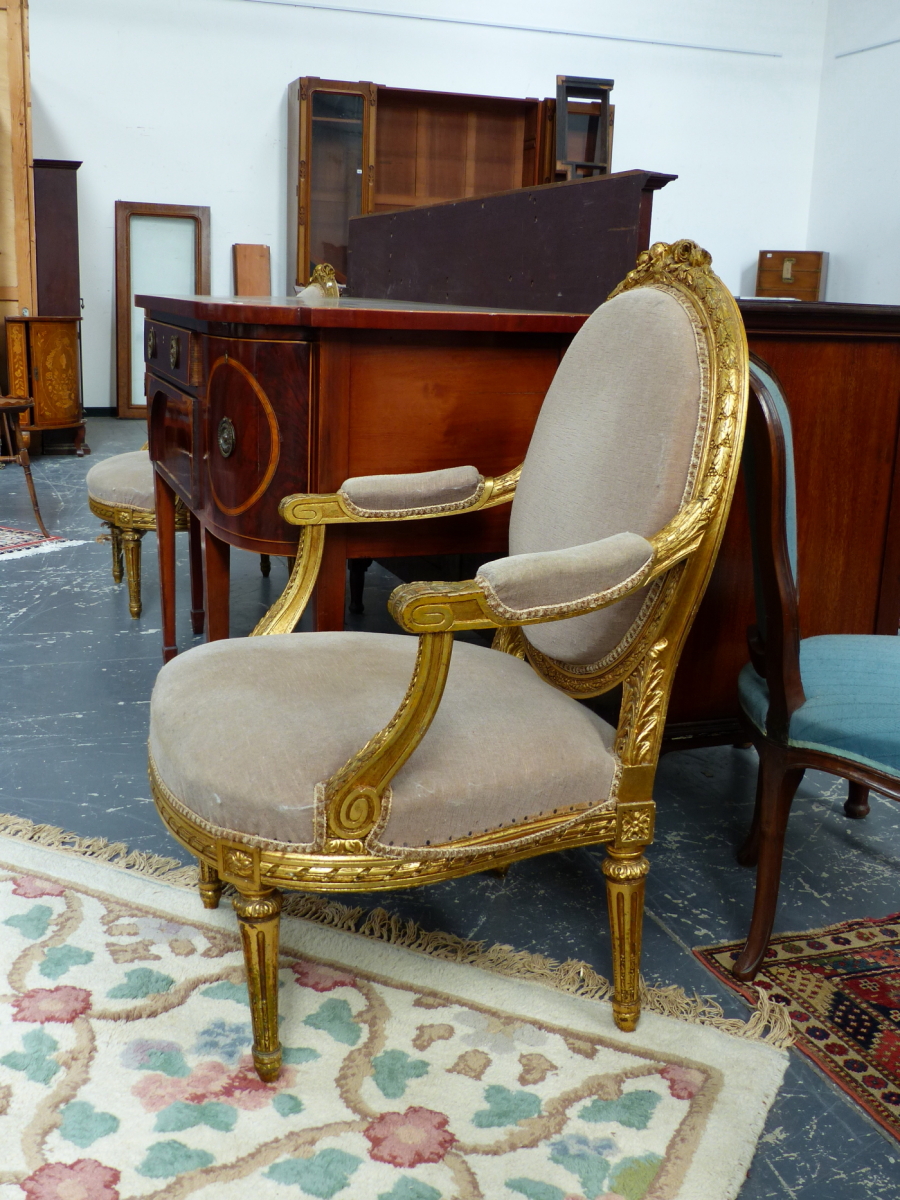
[509,286,705,666]
[340,465,483,516]
[149,632,617,853]
[86,450,155,511]
[476,532,653,622]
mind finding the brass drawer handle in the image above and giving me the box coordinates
[146,327,157,359]
[218,417,235,458]
[169,335,181,370]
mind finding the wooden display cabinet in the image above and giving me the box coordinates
[287,76,613,288]
[5,316,85,455]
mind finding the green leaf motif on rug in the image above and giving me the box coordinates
[549,1143,610,1198]
[377,1178,442,1200]
[506,1180,568,1200]
[202,981,250,1005]
[4,904,53,940]
[40,944,94,979]
[272,1093,304,1116]
[1,1028,60,1084]
[58,1100,120,1147]
[579,1090,661,1130]
[303,998,361,1045]
[155,1100,238,1133]
[107,968,175,999]
[266,1148,362,1197]
[372,1049,430,1098]
[608,1153,664,1200]
[137,1140,216,1177]
[282,1045,320,1065]
[472,1084,542,1128]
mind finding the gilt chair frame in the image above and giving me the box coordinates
[149,240,749,1081]
[733,358,900,981]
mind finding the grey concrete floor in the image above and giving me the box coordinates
[1,417,899,1198]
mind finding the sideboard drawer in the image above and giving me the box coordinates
[147,376,200,507]
[145,320,202,391]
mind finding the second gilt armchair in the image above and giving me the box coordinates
[148,240,749,1081]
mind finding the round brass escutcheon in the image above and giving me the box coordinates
[217,417,236,458]
[169,335,180,370]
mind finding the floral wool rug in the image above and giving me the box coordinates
[0,825,787,1200]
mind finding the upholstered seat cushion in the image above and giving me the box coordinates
[149,632,618,851]
[86,450,155,510]
[739,634,900,777]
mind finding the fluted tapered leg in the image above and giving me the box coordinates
[603,844,649,1032]
[109,525,124,584]
[121,528,145,618]
[198,861,223,909]
[233,887,283,1081]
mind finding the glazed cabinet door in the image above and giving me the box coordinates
[288,77,377,288]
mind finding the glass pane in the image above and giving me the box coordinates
[129,215,196,407]
[309,90,364,281]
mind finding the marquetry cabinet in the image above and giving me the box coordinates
[287,76,615,288]
[5,316,86,455]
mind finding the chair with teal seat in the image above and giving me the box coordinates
[733,354,900,981]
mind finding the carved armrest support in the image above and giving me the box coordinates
[390,500,713,635]
[279,465,521,526]
[250,525,324,636]
[321,631,455,849]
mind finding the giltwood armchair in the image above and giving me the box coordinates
[148,240,749,1081]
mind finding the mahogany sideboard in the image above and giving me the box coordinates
[144,293,900,745]
[140,294,585,662]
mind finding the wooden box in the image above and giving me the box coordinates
[756,250,828,302]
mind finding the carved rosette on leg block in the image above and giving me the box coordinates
[232,887,284,1081]
[198,861,223,909]
[602,846,649,1032]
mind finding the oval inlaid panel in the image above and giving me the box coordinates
[207,356,281,517]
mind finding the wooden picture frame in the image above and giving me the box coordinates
[115,201,210,418]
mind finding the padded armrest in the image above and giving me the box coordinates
[339,465,484,517]
[475,532,654,622]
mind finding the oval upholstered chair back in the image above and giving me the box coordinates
[509,282,710,670]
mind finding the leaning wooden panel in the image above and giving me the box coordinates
[0,0,36,397]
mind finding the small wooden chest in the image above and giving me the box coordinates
[756,250,828,302]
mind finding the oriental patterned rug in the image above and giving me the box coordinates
[0,526,81,559]
[0,818,788,1200]
[695,913,900,1142]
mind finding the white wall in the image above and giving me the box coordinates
[807,0,900,303]
[27,0,828,408]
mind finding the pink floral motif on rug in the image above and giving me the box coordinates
[0,851,784,1200]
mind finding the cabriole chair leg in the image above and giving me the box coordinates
[733,744,805,981]
[198,861,223,909]
[109,524,124,584]
[844,781,870,820]
[603,844,649,1032]
[121,528,145,619]
[233,886,283,1081]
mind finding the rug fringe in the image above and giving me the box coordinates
[0,539,87,559]
[0,812,792,1049]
